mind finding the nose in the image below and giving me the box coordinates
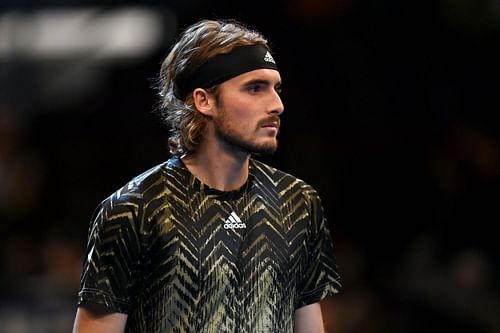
[269,89,284,115]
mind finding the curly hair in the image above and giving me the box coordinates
[156,19,270,157]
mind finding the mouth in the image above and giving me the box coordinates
[261,122,279,129]
[259,118,280,130]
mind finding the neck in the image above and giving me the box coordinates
[182,148,250,192]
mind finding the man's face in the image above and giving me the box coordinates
[212,68,284,155]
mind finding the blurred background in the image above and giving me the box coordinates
[0,0,499,332]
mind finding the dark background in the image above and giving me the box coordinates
[1,0,499,332]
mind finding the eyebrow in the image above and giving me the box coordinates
[241,78,282,88]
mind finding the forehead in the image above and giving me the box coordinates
[223,68,282,86]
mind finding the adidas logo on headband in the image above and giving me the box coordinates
[264,51,275,64]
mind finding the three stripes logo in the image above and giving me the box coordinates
[224,211,246,229]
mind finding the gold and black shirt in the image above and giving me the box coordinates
[77,157,341,333]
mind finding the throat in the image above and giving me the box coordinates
[181,153,249,192]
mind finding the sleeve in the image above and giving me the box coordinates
[295,188,342,309]
[77,192,142,314]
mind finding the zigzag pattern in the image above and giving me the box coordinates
[78,157,341,333]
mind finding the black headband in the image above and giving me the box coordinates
[174,44,278,99]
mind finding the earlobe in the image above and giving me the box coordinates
[193,88,215,116]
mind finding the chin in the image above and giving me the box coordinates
[228,135,278,156]
[251,142,278,155]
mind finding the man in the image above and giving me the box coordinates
[72,19,341,333]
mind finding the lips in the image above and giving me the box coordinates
[261,122,279,128]
[259,117,280,129]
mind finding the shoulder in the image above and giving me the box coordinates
[98,157,181,212]
[250,158,321,203]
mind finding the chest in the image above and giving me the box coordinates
[144,191,310,293]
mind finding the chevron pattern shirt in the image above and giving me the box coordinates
[77,156,341,333]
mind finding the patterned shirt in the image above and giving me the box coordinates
[77,156,341,333]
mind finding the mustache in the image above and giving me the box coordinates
[257,116,281,128]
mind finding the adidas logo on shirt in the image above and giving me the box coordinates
[264,51,275,64]
[224,211,246,229]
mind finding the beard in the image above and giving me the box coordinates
[218,129,278,155]
[213,108,279,156]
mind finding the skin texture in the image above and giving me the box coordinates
[72,68,326,332]
[72,304,127,333]
[294,303,326,333]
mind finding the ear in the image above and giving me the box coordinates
[192,88,216,116]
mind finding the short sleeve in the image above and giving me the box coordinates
[296,189,342,308]
[77,193,142,314]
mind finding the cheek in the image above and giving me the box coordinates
[219,92,262,128]
[224,100,257,124]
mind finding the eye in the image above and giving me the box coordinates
[247,84,263,94]
[275,84,282,94]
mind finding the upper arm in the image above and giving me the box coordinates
[294,302,325,333]
[78,196,140,313]
[72,304,128,333]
